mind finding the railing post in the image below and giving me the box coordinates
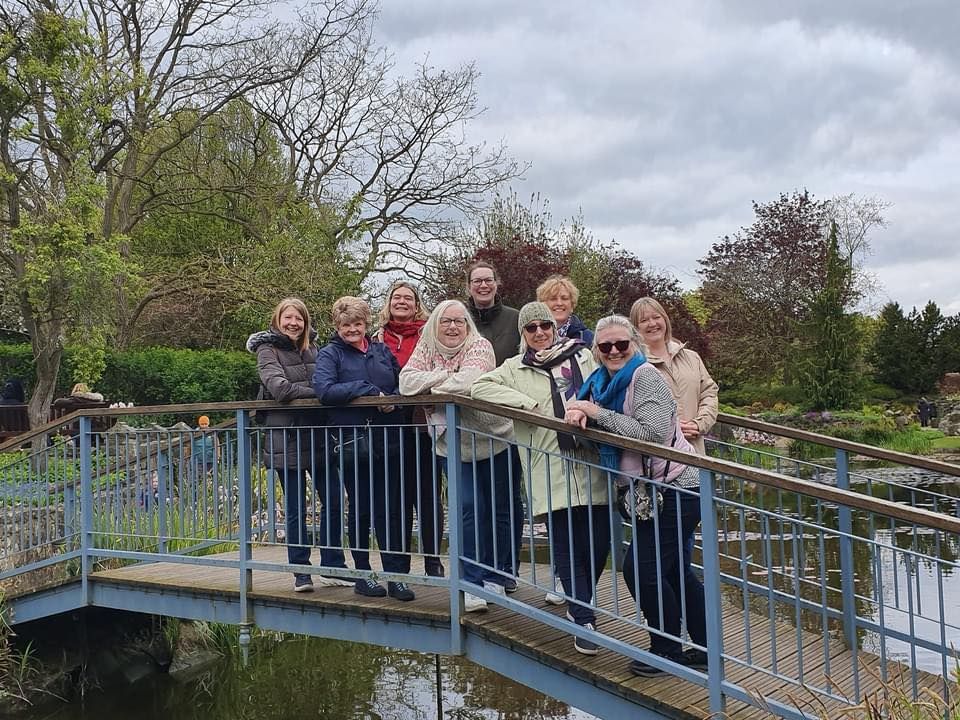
[63,482,76,551]
[445,401,463,653]
[79,415,93,606]
[698,468,725,716]
[236,409,254,660]
[836,449,857,654]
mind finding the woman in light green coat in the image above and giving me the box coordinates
[471,302,610,656]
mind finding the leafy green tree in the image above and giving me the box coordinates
[871,302,921,393]
[797,223,860,409]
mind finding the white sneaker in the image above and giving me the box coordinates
[464,593,488,613]
[315,574,354,588]
[545,577,565,606]
[483,581,506,597]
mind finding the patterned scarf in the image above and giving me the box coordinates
[522,338,586,451]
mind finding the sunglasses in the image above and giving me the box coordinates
[523,321,554,334]
[597,340,631,355]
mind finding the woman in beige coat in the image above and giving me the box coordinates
[629,298,718,455]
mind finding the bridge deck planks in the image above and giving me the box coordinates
[90,547,954,720]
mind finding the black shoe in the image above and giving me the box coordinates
[388,581,415,601]
[502,576,518,593]
[293,574,314,593]
[629,651,684,678]
[425,559,445,577]
[565,612,599,656]
[681,648,708,671]
[354,578,387,597]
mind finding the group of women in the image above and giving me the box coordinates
[248,272,718,678]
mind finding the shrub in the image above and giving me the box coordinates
[0,343,259,405]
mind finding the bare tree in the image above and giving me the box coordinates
[252,32,522,284]
[0,0,374,426]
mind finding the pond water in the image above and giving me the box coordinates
[20,636,599,720]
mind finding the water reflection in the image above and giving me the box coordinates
[710,465,960,674]
[26,636,598,720]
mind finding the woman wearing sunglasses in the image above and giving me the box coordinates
[564,315,707,677]
[472,302,610,656]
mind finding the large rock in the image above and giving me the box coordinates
[939,373,960,395]
[937,402,960,436]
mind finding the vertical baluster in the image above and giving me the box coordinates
[699,468,725,715]
[445,401,463,652]
[835,448,859,699]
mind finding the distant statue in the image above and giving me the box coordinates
[0,377,25,405]
[917,397,931,427]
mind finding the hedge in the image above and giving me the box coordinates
[0,344,259,405]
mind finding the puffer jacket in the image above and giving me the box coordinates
[312,333,402,428]
[471,348,608,518]
[646,340,719,454]
[247,329,324,470]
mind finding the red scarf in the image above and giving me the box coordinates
[381,320,425,367]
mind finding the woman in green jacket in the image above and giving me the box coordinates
[471,302,610,656]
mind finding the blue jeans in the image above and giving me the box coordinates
[458,449,513,586]
[622,486,706,655]
[550,504,612,625]
[316,446,347,570]
[507,446,525,574]
[282,466,313,567]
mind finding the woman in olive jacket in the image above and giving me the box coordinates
[247,297,336,593]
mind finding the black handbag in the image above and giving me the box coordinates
[616,482,663,523]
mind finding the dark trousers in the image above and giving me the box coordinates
[341,431,410,574]
[622,486,706,656]
[317,449,348,570]
[550,504,612,625]
[507,446,525,573]
[404,430,445,563]
[281,466,314,567]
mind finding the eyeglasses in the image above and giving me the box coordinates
[470,277,496,286]
[523,321,554,334]
[439,317,467,327]
[597,340,631,355]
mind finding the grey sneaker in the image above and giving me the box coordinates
[354,578,387,597]
[545,576,564,605]
[293,574,314,593]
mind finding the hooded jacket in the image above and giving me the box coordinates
[471,347,608,518]
[247,329,323,470]
[645,340,718,454]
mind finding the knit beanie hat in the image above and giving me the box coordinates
[517,302,556,333]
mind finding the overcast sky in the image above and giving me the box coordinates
[377,0,960,315]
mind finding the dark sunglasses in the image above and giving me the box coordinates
[523,321,554,333]
[597,340,631,355]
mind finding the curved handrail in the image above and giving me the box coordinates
[715,412,960,477]
[3,395,958,534]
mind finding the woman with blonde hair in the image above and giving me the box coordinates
[536,275,594,346]
[400,300,515,611]
[565,314,707,676]
[247,297,332,593]
[313,296,415,601]
[629,298,717,454]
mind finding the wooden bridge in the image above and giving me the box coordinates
[3,400,959,719]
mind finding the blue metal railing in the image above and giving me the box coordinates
[1,399,958,720]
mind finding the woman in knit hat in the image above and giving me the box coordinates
[471,301,610,656]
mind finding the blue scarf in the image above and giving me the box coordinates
[577,352,646,471]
